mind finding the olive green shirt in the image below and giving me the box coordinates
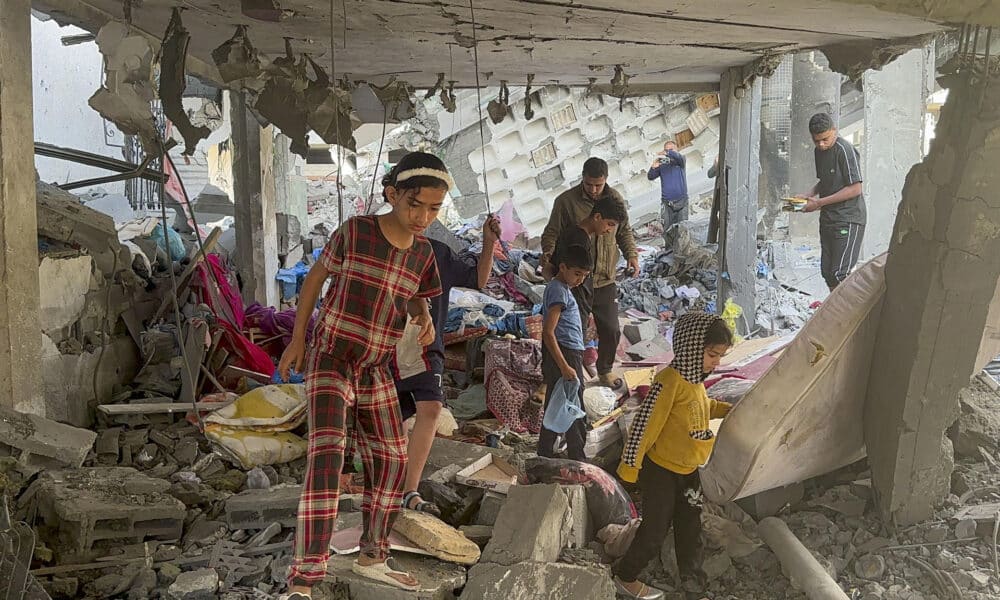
[541,183,638,289]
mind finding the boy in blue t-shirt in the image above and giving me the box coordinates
[539,245,592,461]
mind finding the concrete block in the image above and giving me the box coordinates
[474,491,507,526]
[167,568,219,600]
[459,525,493,545]
[460,561,615,600]
[0,405,97,468]
[33,468,185,560]
[224,484,301,529]
[623,320,660,344]
[481,484,569,565]
[563,485,594,549]
[423,438,512,479]
[624,336,671,361]
[316,553,466,600]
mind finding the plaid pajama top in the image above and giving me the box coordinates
[313,215,442,365]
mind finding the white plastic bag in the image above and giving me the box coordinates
[583,386,617,421]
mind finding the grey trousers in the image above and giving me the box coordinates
[661,200,689,247]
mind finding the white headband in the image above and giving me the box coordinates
[395,167,455,192]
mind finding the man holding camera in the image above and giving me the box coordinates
[648,140,689,248]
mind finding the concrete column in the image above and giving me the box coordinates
[273,133,308,265]
[860,45,933,260]
[864,69,1000,526]
[0,0,44,415]
[717,66,762,332]
[230,92,280,307]
[789,52,841,240]
[758,55,792,240]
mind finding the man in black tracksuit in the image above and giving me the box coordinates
[796,112,867,291]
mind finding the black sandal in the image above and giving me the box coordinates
[402,490,442,517]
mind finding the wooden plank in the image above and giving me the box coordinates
[221,365,272,384]
[97,400,235,415]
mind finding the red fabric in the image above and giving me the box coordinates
[191,254,246,330]
[216,320,275,376]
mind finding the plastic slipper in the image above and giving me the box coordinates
[351,558,420,591]
[613,577,664,600]
[401,490,442,517]
[599,373,623,389]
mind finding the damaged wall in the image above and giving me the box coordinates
[31,16,126,194]
[37,181,141,426]
[411,85,721,236]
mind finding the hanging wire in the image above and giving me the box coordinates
[468,0,492,215]
[366,104,389,215]
[329,0,346,225]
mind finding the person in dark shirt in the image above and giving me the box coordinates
[546,195,629,335]
[394,215,501,515]
[796,113,866,291]
[648,140,689,248]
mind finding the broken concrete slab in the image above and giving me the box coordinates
[481,484,569,566]
[224,484,301,529]
[623,320,660,345]
[624,336,672,361]
[459,525,493,545]
[318,552,466,600]
[167,568,219,600]
[474,491,507,526]
[0,405,96,468]
[423,438,512,479]
[36,180,127,278]
[31,467,185,560]
[459,561,615,600]
[392,510,480,565]
[563,484,594,549]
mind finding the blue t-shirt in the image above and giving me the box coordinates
[543,279,585,351]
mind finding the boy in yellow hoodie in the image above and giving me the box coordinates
[613,312,734,600]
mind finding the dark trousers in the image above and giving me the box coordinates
[660,200,689,248]
[538,345,588,462]
[614,458,704,582]
[573,281,622,376]
[819,222,865,291]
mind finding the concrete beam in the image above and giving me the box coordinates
[230,91,279,307]
[860,45,932,260]
[0,0,44,415]
[716,66,762,332]
[588,81,721,95]
[864,69,1000,526]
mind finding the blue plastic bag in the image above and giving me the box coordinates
[150,223,186,261]
[542,377,585,433]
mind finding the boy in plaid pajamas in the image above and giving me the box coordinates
[278,152,453,597]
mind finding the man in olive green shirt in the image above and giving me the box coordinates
[541,157,640,387]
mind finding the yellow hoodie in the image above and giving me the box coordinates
[617,368,731,481]
[618,312,732,482]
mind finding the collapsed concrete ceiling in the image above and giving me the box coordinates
[36,0,949,90]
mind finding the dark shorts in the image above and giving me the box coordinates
[394,353,445,421]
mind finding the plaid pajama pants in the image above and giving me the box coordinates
[287,350,409,588]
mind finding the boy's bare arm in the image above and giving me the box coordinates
[279,264,329,379]
[542,306,576,380]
